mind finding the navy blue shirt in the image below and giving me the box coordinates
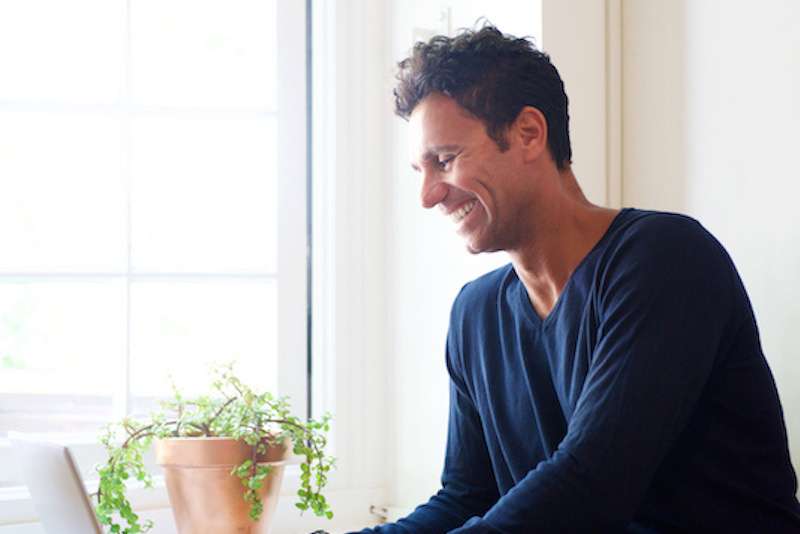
[357,209,800,533]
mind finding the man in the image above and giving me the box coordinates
[356,25,800,533]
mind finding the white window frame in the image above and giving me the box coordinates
[0,0,314,530]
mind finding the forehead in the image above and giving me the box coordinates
[408,93,486,159]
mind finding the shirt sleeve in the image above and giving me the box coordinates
[351,296,500,534]
[448,216,739,533]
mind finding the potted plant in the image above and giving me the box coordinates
[94,363,334,534]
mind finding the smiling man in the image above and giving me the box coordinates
[355,25,800,533]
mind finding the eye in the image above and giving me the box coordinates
[437,155,456,170]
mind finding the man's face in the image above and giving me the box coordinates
[409,92,531,254]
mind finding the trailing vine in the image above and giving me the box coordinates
[94,363,334,534]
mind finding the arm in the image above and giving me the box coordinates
[451,217,738,533]
[354,306,500,533]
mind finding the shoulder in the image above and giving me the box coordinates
[614,208,714,245]
[596,208,739,306]
[603,208,731,271]
[447,263,515,379]
[451,263,515,318]
[448,263,517,347]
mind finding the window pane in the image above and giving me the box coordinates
[130,115,277,273]
[130,0,277,108]
[0,1,125,103]
[0,280,125,394]
[0,112,127,272]
[0,280,123,436]
[129,279,278,400]
[0,394,112,440]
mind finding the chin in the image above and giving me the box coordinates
[464,237,493,255]
[465,243,483,255]
[461,216,499,255]
[465,234,505,255]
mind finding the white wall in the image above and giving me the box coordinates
[622,0,800,480]
[542,0,616,206]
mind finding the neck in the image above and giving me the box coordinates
[508,167,618,319]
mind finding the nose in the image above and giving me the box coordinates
[420,169,448,209]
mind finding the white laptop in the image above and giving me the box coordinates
[8,432,103,534]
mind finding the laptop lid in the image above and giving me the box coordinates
[8,432,103,534]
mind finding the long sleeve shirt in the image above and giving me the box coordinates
[355,208,800,533]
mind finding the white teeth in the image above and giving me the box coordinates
[451,200,477,223]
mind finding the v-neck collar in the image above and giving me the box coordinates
[514,208,633,329]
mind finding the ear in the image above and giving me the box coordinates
[512,106,548,163]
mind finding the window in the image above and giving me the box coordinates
[0,0,308,489]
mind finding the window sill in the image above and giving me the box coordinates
[0,481,381,533]
[0,452,382,531]
[0,466,308,516]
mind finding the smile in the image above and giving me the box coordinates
[451,200,477,223]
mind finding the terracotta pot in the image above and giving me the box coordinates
[155,437,290,534]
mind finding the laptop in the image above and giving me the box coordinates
[8,432,103,534]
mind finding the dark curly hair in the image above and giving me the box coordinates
[394,24,572,169]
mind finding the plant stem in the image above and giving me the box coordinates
[204,396,237,433]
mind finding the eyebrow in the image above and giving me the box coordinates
[410,144,461,172]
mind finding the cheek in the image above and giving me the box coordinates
[469,163,501,203]
[447,167,476,197]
